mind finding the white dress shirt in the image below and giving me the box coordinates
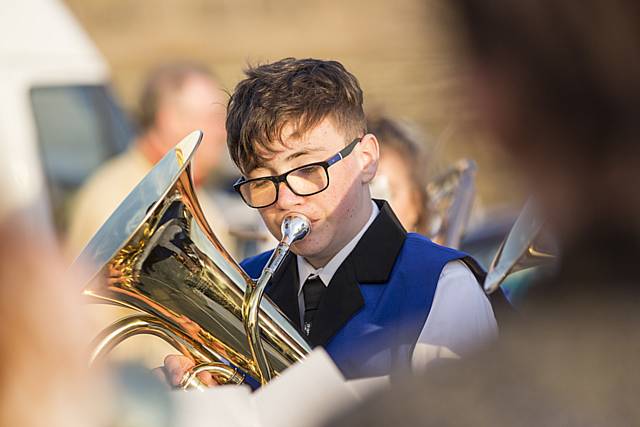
[296,200,497,368]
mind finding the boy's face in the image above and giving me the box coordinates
[246,118,379,266]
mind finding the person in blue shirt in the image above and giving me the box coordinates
[163,57,497,386]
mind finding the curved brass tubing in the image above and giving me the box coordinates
[179,363,245,390]
[89,314,242,389]
[242,214,310,385]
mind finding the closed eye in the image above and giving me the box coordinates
[295,165,319,176]
[250,179,272,189]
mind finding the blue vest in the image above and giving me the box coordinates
[241,201,479,379]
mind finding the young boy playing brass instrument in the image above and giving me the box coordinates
[163,58,497,386]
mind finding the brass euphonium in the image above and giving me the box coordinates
[72,131,312,388]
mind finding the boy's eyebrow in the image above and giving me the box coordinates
[284,146,325,162]
[249,145,326,173]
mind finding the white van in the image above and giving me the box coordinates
[0,0,132,234]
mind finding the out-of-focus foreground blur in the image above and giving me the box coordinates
[0,220,106,427]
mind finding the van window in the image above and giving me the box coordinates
[31,85,132,187]
[30,85,134,230]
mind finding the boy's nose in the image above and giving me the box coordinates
[275,181,304,210]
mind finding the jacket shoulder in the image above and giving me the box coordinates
[403,232,467,259]
[403,232,486,283]
[240,250,274,279]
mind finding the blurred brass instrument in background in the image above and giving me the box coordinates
[426,163,556,295]
[426,159,477,248]
[484,199,556,294]
[72,131,312,388]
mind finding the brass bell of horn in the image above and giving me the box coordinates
[72,131,312,388]
[484,199,556,294]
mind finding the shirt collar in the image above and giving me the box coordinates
[296,200,379,293]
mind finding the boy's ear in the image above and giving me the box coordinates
[358,133,379,184]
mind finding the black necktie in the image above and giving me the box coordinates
[302,276,326,336]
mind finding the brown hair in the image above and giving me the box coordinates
[226,58,366,174]
[138,62,216,132]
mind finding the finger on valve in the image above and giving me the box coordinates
[163,354,216,388]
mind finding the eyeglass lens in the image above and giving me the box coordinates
[240,164,329,207]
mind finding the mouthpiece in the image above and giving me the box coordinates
[281,214,311,246]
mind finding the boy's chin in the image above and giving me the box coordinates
[290,239,325,259]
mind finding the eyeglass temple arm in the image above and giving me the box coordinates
[327,137,361,166]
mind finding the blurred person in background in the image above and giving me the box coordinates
[65,61,234,368]
[367,114,430,235]
[66,61,233,258]
[325,0,640,425]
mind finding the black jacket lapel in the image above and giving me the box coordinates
[265,253,302,329]
[307,200,407,347]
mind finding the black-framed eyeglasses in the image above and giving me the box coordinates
[233,137,362,208]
